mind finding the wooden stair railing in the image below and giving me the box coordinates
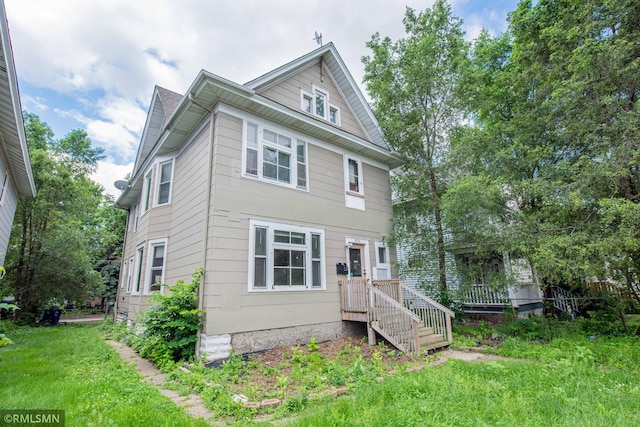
[552,286,580,316]
[400,283,455,344]
[367,284,421,353]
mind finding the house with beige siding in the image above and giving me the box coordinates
[0,1,36,266]
[115,43,455,360]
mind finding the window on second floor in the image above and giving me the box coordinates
[0,171,8,206]
[243,121,307,190]
[143,171,152,213]
[343,155,365,210]
[156,160,173,205]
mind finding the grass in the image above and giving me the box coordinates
[3,316,640,426]
[0,323,209,427]
[285,334,640,427]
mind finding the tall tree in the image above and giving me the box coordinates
[449,0,640,296]
[3,113,107,313]
[363,0,469,301]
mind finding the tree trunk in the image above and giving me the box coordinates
[428,168,448,300]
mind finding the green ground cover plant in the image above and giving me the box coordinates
[0,324,209,427]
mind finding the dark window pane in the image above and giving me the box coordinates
[311,234,320,258]
[158,183,170,204]
[291,268,305,286]
[291,250,305,267]
[264,129,277,143]
[279,166,290,183]
[255,227,267,256]
[274,230,289,243]
[274,249,290,267]
[274,268,289,286]
[291,232,305,245]
[312,261,321,287]
[297,163,306,187]
[246,148,258,175]
[254,258,266,288]
[264,163,277,180]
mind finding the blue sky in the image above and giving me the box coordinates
[4,0,520,197]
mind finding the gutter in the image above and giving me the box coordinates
[188,93,215,359]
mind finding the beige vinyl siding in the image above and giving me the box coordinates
[203,112,394,335]
[0,152,18,264]
[258,62,367,140]
[118,120,211,315]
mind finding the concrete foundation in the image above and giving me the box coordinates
[200,333,232,362]
[230,321,364,356]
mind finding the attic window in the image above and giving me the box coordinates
[300,85,340,126]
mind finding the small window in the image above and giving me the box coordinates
[148,242,166,292]
[375,241,391,280]
[134,247,144,294]
[246,123,259,176]
[297,141,307,188]
[126,256,134,293]
[329,106,340,125]
[157,161,173,205]
[348,159,359,192]
[143,171,152,212]
[315,91,326,118]
[302,94,312,113]
[0,172,8,205]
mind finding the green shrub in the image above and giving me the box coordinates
[138,268,204,364]
[0,333,13,347]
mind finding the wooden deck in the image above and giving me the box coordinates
[339,279,454,354]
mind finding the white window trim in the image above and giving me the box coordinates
[248,219,326,292]
[120,260,127,289]
[125,256,134,293]
[300,85,341,126]
[374,241,391,280]
[345,237,371,280]
[343,155,365,211]
[154,159,174,207]
[132,245,145,295]
[142,169,153,214]
[242,120,309,191]
[144,238,168,294]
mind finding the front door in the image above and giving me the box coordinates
[349,244,365,279]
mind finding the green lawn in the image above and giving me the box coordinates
[2,321,639,426]
[0,324,209,427]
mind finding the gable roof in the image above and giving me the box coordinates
[0,0,35,198]
[131,85,183,176]
[118,43,403,207]
[245,43,389,151]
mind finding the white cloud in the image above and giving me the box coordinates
[22,95,49,112]
[91,158,134,199]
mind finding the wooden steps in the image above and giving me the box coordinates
[417,326,449,352]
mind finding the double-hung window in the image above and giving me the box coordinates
[125,256,134,293]
[249,220,325,291]
[300,85,340,125]
[343,155,365,210]
[133,246,144,294]
[143,171,152,212]
[243,121,307,190]
[156,160,173,205]
[146,239,167,293]
[374,241,391,280]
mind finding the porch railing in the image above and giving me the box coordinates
[339,278,368,313]
[552,286,580,315]
[463,284,510,306]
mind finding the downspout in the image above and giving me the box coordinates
[188,93,215,359]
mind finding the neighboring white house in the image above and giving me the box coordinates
[397,236,544,316]
[0,0,36,266]
[114,43,407,360]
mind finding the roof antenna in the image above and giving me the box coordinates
[313,31,323,46]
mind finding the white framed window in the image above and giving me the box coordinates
[374,241,391,280]
[146,238,167,293]
[156,160,173,206]
[248,219,325,291]
[329,106,340,125]
[300,85,340,125]
[343,155,365,210]
[243,121,308,190]
[125,256,134,293]
[0,172,8,206]
[133,246,145,294]
[120,260,127,289]
[142,170,152,213]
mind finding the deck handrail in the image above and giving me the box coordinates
[400,283,454,343]
[368,284,421,353]
[463,284,510,306]
[338,279,368,313]
[552,286,580,314]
